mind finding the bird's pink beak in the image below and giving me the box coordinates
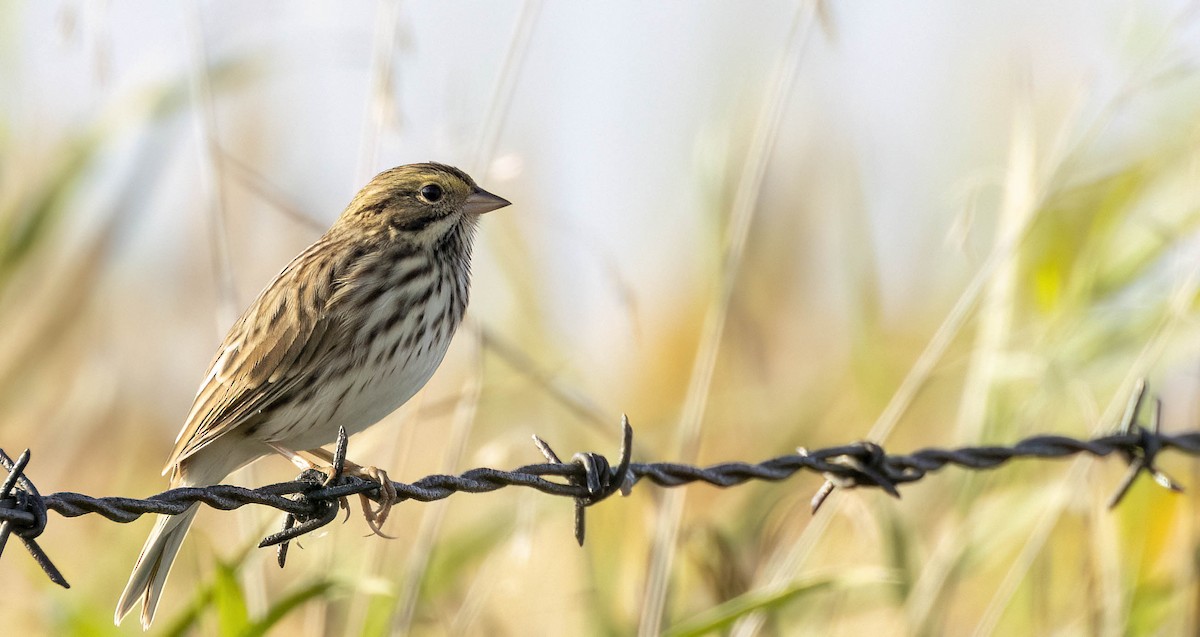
[463,187,511,215]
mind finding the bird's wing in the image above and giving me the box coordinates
[163,242,352,473]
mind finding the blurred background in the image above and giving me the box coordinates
[5,1,1200,635]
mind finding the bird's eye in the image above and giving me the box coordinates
[419,184,444,203]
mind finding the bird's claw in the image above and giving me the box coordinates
[357,466,398,538]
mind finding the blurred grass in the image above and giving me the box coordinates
[4,4,1200,637]
[663,568,896,637]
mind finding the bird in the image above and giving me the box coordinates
[115,162,510,629]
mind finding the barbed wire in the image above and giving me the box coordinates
[1,381,1194,589]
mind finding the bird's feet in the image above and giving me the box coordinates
[267,443,398,537]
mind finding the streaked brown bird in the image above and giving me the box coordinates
[115,163,510,629]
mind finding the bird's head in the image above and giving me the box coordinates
[339,162,510,245]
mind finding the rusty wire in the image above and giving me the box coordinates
[1,382,1195,589]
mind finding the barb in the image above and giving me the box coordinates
[266,425,354,567]
[533,414,635,545]
[2,385,1197,587]
[0,450,68,588]
[1106,380,1184,508]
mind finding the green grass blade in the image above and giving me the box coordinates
[663,568,896,637]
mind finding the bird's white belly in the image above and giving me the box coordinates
[342,335,448,432]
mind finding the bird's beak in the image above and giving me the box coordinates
[463,187,511,215]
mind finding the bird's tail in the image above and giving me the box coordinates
[114,504,199,629]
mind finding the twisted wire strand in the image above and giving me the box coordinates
[2,406,1196,587]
